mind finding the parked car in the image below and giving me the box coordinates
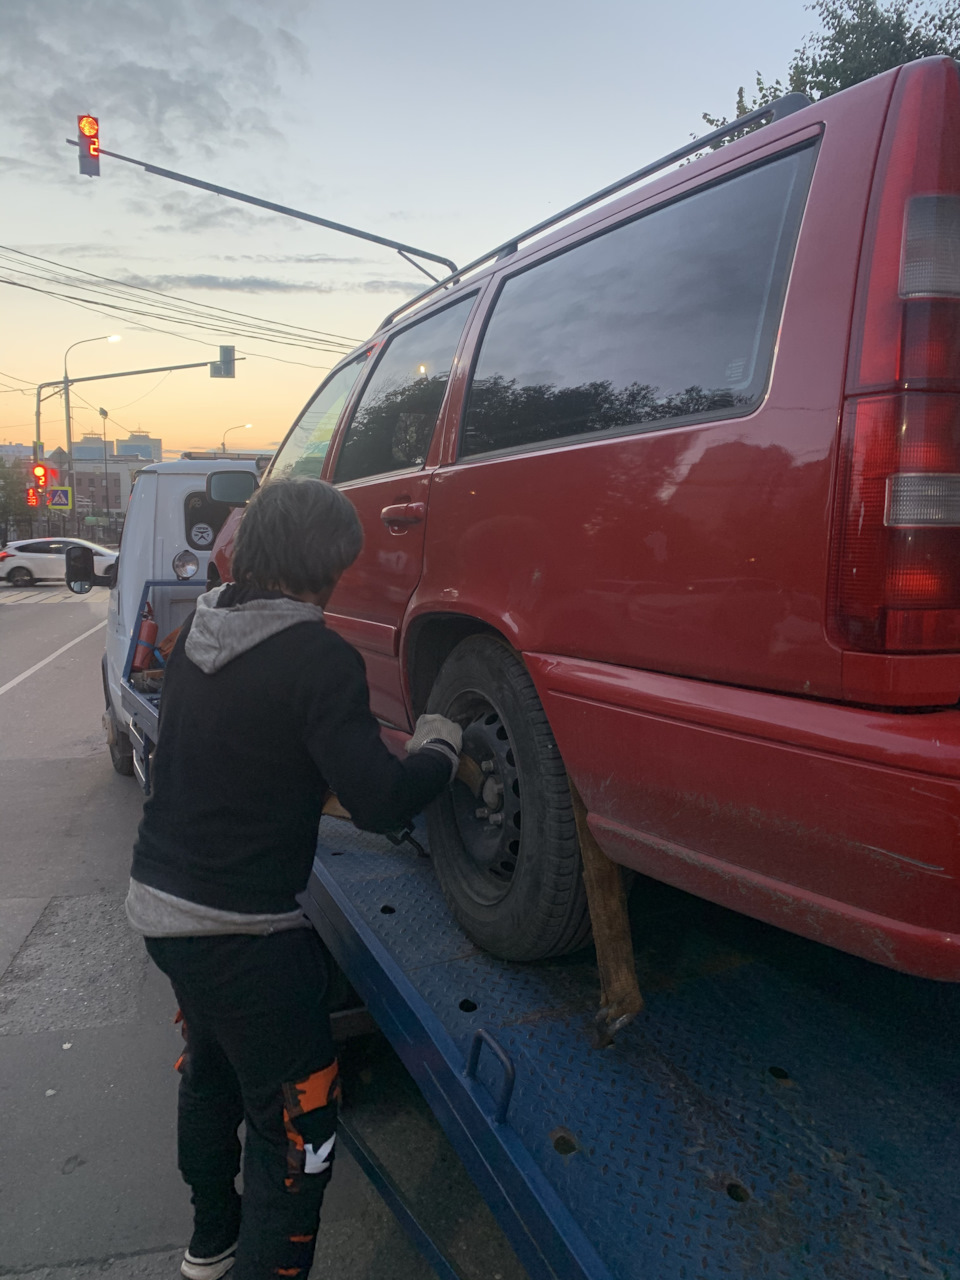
[210,57,960,980]
[0,537,117,586]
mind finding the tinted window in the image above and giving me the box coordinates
[461,145,815,457]
[334,296,476,484]
[271,355,369,482]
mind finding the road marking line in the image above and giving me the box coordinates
[0,619,107,697]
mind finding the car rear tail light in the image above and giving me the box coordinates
[0,551,10,562]
[833,60,960,653]
[833,393,960,652]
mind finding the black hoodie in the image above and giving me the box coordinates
[130,585,449,915]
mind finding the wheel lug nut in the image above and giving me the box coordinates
[481,760,495,774]
[488,813,503,826]
[475,806,489,819]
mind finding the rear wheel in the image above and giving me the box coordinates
[103,707,135,777]
[8,567,33,586]
[425,635,591,961]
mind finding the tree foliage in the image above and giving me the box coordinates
[703,0,960,138]
[0,458,30,530]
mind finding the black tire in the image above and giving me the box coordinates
[425,635,591,962]
[8,567,33,586]
[105,708,135,777]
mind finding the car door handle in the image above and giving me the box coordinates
[380,502,425,526]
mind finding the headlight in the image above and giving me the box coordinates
[172,550,199,580]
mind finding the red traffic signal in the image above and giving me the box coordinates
[26,487,39,507]
[33,463,49,490]
[77,115,100,177]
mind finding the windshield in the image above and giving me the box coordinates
[270,355,369,481]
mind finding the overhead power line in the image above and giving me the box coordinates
[0,245,366,360]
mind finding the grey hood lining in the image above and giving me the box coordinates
[184,585,325,674]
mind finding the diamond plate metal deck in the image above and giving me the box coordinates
[304,819,960,1280]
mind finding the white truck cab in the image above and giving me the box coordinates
[101,457,260,775]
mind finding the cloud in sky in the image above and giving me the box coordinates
[0,0,306,170]
[118,272,421,296]
[221,252,371,267]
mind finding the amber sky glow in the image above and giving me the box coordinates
[0,0,809,457]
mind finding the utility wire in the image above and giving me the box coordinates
[0,275,352,354]
[0,244,367,344]
[0,245,364,351]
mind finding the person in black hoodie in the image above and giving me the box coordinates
[126,477,461,1280]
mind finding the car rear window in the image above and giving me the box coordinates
[460,142,816,458]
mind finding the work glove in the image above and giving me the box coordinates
[405,713,463,781]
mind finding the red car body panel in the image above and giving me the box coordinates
[211,59,960,978]
[526,652,960,978]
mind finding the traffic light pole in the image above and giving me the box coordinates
[34,356,243,529]
[65,139,458,282]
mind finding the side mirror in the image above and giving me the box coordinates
[207,470,258,507]
[65,545,95,594]
[104,560,118,590]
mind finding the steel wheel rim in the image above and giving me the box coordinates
[443,689,524,907]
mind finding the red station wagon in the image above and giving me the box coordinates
[212,58,960,981]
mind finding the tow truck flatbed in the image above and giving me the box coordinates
[303,819,960,1280]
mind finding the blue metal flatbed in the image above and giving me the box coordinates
[303,819,960,1280]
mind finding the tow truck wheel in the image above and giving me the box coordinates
[425,634,591,962]
[103,707,135,777]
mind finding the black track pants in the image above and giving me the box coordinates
[146,929,338,1280]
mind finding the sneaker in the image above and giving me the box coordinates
[180,1241,237,1280]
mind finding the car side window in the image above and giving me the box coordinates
[271,355,370,482]
[460,143,816,458]
[334,295,476,485]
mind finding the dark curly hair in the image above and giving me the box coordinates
[232,476,363,595]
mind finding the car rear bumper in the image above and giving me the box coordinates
[527,652,960,981]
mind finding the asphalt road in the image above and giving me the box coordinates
[0,582,527,1280]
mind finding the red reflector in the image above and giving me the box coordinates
[885,562,951,604]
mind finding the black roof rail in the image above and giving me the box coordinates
[378,91,812,331]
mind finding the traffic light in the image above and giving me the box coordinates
[210,345,235,378]
[26,488,39,507]
[33,464,49,490]
[77,115,100,177]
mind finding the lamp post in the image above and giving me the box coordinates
[98,408,110,528]
[221,423,252,453]
[63,335,120,528]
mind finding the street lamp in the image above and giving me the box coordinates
[63,335,121,522]
[221,423,252,453]
[99,408,111,524]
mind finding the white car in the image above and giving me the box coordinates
[0,537,118,587]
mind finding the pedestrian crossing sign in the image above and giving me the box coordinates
[48,487,73,511]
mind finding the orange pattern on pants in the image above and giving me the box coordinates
[281,1061,340,1191]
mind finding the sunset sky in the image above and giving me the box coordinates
[1,0,810,459]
